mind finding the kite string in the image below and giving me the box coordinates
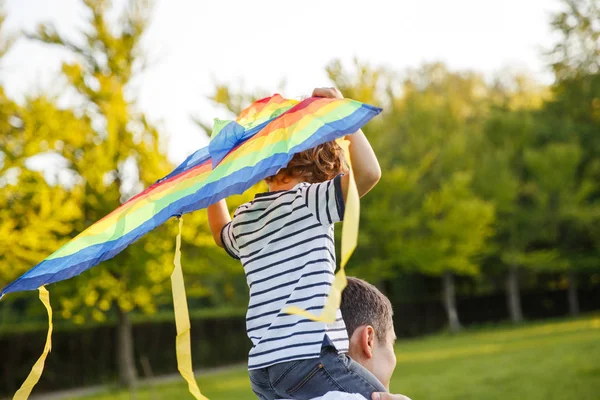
[283,137,357,322]
[13,286,53,400]
[171,216,209,400]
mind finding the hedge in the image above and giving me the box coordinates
[1,288,599,396]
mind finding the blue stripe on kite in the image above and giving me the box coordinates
[0,104,381,297]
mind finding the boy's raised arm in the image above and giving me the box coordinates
[343,128,381,198]
[207,200,231,248]
[312,87,382,199]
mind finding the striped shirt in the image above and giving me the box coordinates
[221,175,349,370]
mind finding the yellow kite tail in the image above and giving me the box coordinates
[284,138,357,322]
[171,217,208,400]
[13,287,53,400]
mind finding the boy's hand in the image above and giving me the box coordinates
[312,87,381,198]
[312,87,344,99]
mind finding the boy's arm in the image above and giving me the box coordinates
[312,87,382,199]
[343,128,382,198]
[207,200,231,248]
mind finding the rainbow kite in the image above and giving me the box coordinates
[1,95,380,296]
[2,94,382,400]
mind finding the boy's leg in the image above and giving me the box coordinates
[268,345,386,399]
[249,367,279,400]
[331,350,387,395]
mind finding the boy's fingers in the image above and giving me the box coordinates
[311,87,330,97]
[312,87,343,99]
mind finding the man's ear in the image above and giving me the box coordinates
[358,325,376,359]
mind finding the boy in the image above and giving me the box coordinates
[207,87,383,399]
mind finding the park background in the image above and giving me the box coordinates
[0,0,599,399]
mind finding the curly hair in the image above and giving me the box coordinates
[266,140,347,185]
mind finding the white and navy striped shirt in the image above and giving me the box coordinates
[221,175,349,370]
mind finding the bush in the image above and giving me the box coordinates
[1,288,599,396]
[0,311,250,396]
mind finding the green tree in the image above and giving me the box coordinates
[548,0,600,82]
[0,8,83,316]
[0,96,87,292]
[408,172,494,332]
[473,75,549,324]
[543,0,600,315]
[523,141,586,314]
[329,61,495,332]
[27,0,175,387]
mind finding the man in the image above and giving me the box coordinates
[306,277,411,400]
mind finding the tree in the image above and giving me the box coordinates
[0,7,84,316]
[548,0,600,82]
[523,141,585,315]
[473,75,548,324]
[544,0,600,315]
[0,96,86,291]
[26,0,175,388]
[408,172,494,332]
[328,61,495,332]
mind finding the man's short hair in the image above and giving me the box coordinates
[340,277,394,343]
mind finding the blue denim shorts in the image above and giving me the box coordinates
[248,337,386,400]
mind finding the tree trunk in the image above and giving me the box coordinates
[116,305,138,389]
[505,266,523,323]
[443,271,461,333]
[567,270,580,317]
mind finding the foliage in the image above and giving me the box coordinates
[17,0,174,322]
[0,10,85,297]
[547,0,600,81]
[327,61,495,281]
[0,0,598,329]
[6,0,240,323]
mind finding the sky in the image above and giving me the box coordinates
[1,0,564,164]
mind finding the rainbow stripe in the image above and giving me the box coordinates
[1,95,381,297]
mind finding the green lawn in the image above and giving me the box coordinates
[71,314,600,400]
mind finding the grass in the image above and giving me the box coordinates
[69,314,600,400]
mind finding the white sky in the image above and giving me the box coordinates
[1,0,564,164]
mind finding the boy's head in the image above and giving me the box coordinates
[266,140,347,186]
[341,277,397,389]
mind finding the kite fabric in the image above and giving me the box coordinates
[0,94,381,297]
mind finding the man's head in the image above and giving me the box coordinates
[340,277,397,390]
[266,140,347,186]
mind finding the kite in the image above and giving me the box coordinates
[1,94,382,400]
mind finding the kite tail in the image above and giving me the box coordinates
[171,216,209,400]
[13,286,53,400]
[284,137,357,323]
